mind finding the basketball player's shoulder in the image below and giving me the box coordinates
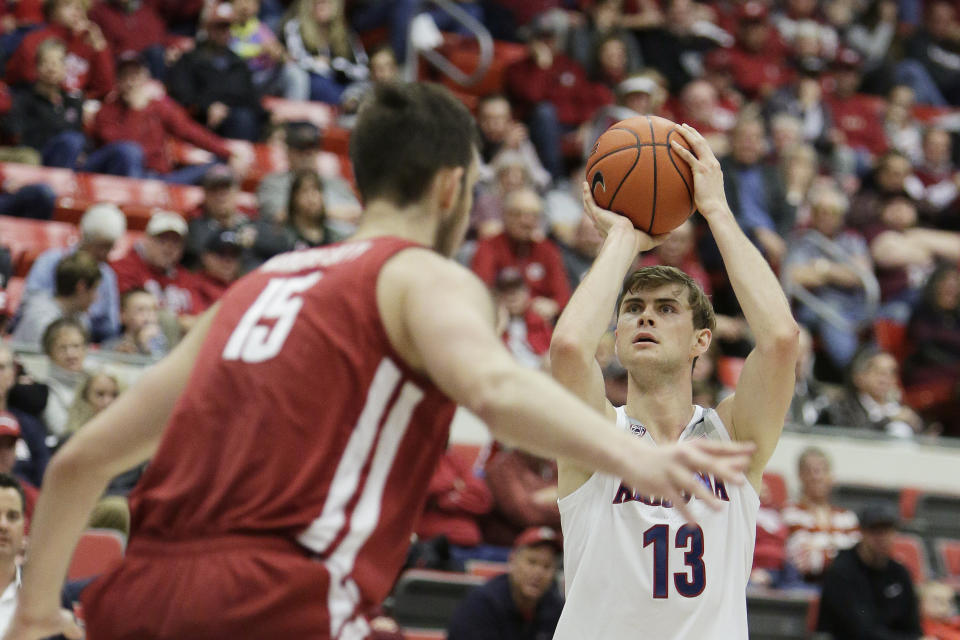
[379,247,486,297]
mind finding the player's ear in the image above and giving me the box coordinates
[692,328,711,357]
[436,166,465,213]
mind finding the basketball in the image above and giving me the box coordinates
[585,116,696,235]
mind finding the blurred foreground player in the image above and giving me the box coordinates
[5,84,753,640]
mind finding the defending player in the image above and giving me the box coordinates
[4,87,753,640]
[551,124,800,639]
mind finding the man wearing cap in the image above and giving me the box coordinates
[818,503,933,639]
[447,527,564,640]
[185,165,257,269]
[824,48,889,162]
[23,203,125,343]
[92,52,243,185]
[721,1,792,100]
[255,121,361,224]
[166,2,264,142]
[110,210,199,326]
[189,231,243,312]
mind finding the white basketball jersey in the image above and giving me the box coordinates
[555,405,760,640]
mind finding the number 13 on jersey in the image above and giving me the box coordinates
[643,524,706,599]
[223,273,322,363]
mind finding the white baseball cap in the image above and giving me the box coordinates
[80,203,127,241]
[145,210,188,237]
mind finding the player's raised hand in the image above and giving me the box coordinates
[581,182,669,253]
[622,438,755,523]
[3,607,84,640]
[669,124,731,219]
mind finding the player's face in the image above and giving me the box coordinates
[615,284,710,375]
[509,545,557,603]
[0,488,24,561]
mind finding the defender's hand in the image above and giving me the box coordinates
[670,123,731,219]
[582,182,668,253]
[621,438,755,523]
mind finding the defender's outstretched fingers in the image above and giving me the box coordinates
[671,464,723,511]
[679,440,753,487]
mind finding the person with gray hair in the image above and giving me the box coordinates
[21,203,126,342]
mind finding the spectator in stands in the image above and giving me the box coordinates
[260,169,349,255]
[504,12,613,179]
[36,317,88,440]
[818,502,929,639]
[783,185,874,370]
[148,0,203,36]
[230,0,309,100]
[569,2,642,83]
[640,219,712,294]
[822,348,925,437]
[101,288,168,359]
[476,93,550,192]
[782,447,860,583]
[789,326,837,427]
[765,66,833,151]
[471,151,535,239]
[5,39,138,175]
[0,343,48,493]
[166,3,264,141]
[557,211,603,289]
[184,165,255,268]
[63,370,119,436]
[751,477,801,589]
[848,150,922,230]
[11,251,100,351]
[89,0,172,79]
[720,1,791,100]
[110,210,199,325]
[416,447,494,567]
[482,448,560,547]
[471,188,571,322]
[0,174,56,221]
[903,1,960,105]
[671,79,737,155]
[256,120,361,223]
[92,52,239,185]
[884,85,924,164]
[494,268,551,370]
[866,195,960,322]
[23,202,125,343]
[920,580,960,639]
[0,474,26,628]
[447,527,564,640]
[189,231,243,312]
[720,117,798,266]
[282,0,368,105]
[913,128,960,231]
[5,0,115,99]
[824,49,889,173]
[635,0,730,95]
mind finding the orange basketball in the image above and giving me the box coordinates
[585,115,696,235]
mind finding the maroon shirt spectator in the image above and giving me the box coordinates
[472,189,571,321]
[416,450,494,548]
[92,57,232,175]
[824,50,887,157]
[913,128,960,230]
[0,0,43,26]
[716,1,792,100]
[89,0,170,57]
[481,448,560,547]
[6,0,115,98]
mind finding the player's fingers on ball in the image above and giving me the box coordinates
[669,140,698,166]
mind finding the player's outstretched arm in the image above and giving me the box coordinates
[671,124,800,491]
[379,249,755,521]
[4,305,219,640]
[549,183,666,494]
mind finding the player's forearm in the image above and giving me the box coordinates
[476,364,638,479]
[706,209,798,348]
[552,223,639,355]
[17,454,113,617]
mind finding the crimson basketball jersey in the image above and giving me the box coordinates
[127,238,457,636]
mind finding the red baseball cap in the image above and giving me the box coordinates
[0,412,21,439]
[514,527,562,552]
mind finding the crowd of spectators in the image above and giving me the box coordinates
[0,0,959,633]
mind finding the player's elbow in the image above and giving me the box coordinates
[762,321,801,360]
[46,440,113,488]
[549,332,592,370]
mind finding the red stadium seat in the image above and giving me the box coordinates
[873,319,909,363]
[0,215,80,275]
[936,538,960,581]
[403,630,446,640]
[1,276,24,317]
[891,533,928,584]
[436,35,528,97]
[761,472,788,510]
[900,487,921,521]
[67,529,126,581]
[717,356,746,388]
[465,560,508,579]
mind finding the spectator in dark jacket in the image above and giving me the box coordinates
[166,3,264,141]
[818,503,927,639]
[184,165,258,269]
[903,1,960,105]
[447,527,564,640]
[5,39,138,175]
[5,0,115,98]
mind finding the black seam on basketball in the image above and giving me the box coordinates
[665,128,695,216]
[646,116,657,234]
[586,126,643,174]
[607,144,641,214]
